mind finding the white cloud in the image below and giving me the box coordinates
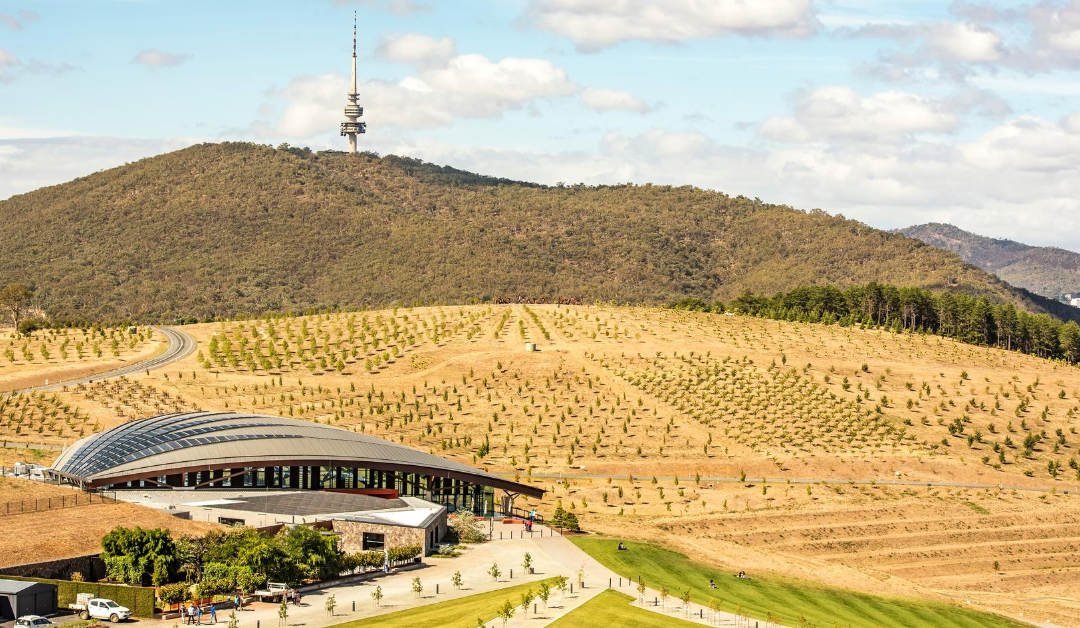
[421,54,576,104]
[855,3,1080,78]
[260,52,578,137]
[133,49,190,67]
[1026,0,1080,61]
[0,136,195,201]
[375,34,456,65]
[760,86,957,144]
[581,87,652,113]
[524,0,819,52]
[0,48,20,83]
[377,102,1080,250]
[926,21,1002,62]
[0,10,36,31]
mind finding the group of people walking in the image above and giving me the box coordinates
[180,603,217,625]
[181,592,301,624]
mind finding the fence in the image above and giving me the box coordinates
[0,576,157,618]
[1,491,116,516]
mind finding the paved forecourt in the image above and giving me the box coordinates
[138,525,791,628]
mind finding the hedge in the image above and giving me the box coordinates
[1,575,157,617]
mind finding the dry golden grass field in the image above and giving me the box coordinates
[0,476,213,568]
[0,325,164,392]
[5,305,1080,624]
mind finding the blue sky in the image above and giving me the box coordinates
[3,0,1080,250]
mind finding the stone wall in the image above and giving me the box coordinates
[333,509,447,555]
[0,554,105,581]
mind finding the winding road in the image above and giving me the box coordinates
[6,325,197,394]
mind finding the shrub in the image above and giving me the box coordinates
[158,583,190,608]
[386,545,422,565]
[549,504,581,532]
[449,510,487,544]
[18,318,47,335]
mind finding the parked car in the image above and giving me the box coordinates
[15,616,57,628]
[68,593,131,622]
[254,582,293,602]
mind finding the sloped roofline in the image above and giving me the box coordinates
[48,412,543,498]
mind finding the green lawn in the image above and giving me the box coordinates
[571,537,1027,628]
[331,578,556,628]
[547,590,703,627]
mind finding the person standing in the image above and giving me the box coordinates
[209,604,217,624]
[196,604,203,625]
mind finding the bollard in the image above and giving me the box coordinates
[500,532,503,540]
[510,568,513,579]
[257,621,260,628]
[533,604,537,614]
[619,577,622,587]
[570,583,573,594]
[654,597,657,607]
[436,583,439,595]
[352,601,355,612]
[609,578,612,587]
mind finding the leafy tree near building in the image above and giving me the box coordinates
[101,526,178,585]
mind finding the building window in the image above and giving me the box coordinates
[362,532,385,551]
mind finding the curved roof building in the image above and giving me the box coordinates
[49,412,542,506]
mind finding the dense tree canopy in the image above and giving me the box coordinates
[1,142,1074,325]
[700,282,1080,364]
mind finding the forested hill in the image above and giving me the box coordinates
[901,223,1080,301]
[0,142,1075,324]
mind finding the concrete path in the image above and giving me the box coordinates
[530,533,793,627]
[134,526,793,628]
[141,526,580,628]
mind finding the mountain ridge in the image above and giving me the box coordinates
[0,141,1076,324]
[900,223,1080,301]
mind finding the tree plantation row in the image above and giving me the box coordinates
[675,282,1080,364]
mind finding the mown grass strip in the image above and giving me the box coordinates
[571,536,1026,628]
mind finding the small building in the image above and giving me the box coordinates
[0,579,57,621]
[333,497,448,555]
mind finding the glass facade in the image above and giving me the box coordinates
[113,463,500,515]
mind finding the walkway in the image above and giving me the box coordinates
[137,526,793,628]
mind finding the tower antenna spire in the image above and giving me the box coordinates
[341,10,366,153]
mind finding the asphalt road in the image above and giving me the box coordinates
[6,325,197,395]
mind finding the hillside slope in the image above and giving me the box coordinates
[0,142,1074,323]
[901,223,1080,300]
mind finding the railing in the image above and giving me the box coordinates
[1,490,116,516]
[505,506,544,523]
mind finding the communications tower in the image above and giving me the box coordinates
[340,12,366,153]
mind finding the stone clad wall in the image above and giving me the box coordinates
[333,509,447,555]
[0,554,105,581]
[334,520,424,554]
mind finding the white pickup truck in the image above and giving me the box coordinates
[254,582,293,602]
[69,593,132,622]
